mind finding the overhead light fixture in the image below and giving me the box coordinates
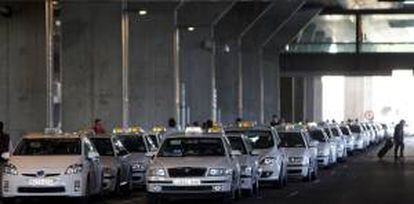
[187,27,195,32]
[138,10,147,16]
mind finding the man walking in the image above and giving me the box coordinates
[0,121,10,157]
[394,120,406,162]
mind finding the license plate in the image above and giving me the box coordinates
[28,178,55,186]
[173,179,201,186]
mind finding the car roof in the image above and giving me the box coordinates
[23,132,84,139]
[224,126,273,132]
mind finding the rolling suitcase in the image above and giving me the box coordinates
[377,138,393,158]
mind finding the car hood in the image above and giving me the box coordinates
[129,152,147,163]
[152,156,230,169]
[282,148,306,157]
[10,156,82,173]
[318,143,330,150]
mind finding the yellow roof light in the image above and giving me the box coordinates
[237,121,255,128]
[151,125,166,134]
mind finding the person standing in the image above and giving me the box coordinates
[394,120,406,161]
[166,118,178,135]
[270,115,279,127]
[92,119,106,134]
[0,122,10,156]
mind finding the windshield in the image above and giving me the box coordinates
[158,137,225,157]
[117,135,147,153]
[14,138,81,156]
[226,137,247,154]
[350,125,361,133]
[90,138,114,156]
[331,128,340,137]
[340,127,351,136]
[324,128,332,137]
[309,130,326,142]
[148,135,159,148]
[278,132,306,148]
[226,130,274,149]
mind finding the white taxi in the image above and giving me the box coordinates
[2,131,103,203]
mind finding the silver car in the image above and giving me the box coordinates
[226,134,260,196]
[146,130,241,204]
[277,129,318,181]
[348,123,367,151]
[225,126,288,188]
[340,125,356,153]
[322,125,347,161]
[116,133,157,187]
[308,127,337,168]
[89,134,133,195]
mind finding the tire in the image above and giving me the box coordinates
[275,166,285,189]
[2,198,16,204]
[311,163,318,180]
[147,194,162,204]
[221,192,234,204]
[121,171,133,197]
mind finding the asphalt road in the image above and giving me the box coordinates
[7,137,414,204]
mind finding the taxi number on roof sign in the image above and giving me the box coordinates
[173,178,201,186]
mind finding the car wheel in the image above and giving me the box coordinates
[275,166,285,189]
[147,193,162,204]
[2,198,16,204]
[253,179,259,196]
[121,170,133,197]
[311,163,318,180]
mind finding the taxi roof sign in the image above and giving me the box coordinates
[185,127,203,134]
[113,126,144,134]
[151,125,166,134]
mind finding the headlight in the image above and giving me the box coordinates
[207,168,232,177]
[149,168,166,177]
[289,157,303,163]
[132,163,146,171]
[65,164,83,175]
[261,157,276,165]
[4,163,18,175]
[241,166,252,175]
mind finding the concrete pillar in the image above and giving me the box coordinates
[62,3,122,131]
[0,3,46,140]
[304,76,323,122]
[293,77,304,122]
[344,77,365,120]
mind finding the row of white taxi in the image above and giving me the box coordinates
[0,121,389,204]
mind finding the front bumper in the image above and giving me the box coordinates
[240,175,254,190]
[286,164,308,178]
[2,174,86,198]
[317,155,330,167]
[146,176,232,194]
[132,171,146,186]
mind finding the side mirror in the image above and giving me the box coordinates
[145,152,156,158]
[231,150,242,156]
[2,152,10,160]
[87,152,98,160]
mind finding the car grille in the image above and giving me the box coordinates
[162,186,212,191]
[18,187,65,193]
[21,173,60,177]
[168,167,206,178]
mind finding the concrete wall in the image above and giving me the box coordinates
[180,27,212,123]
[241,46,261,122]
[129,4,176,129]
[0,3,46,140]
[263,51,280,123]
[62,3,122,131]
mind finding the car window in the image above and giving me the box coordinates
[226,130,275,149]
[340,127,351,135]
[117,135,147,153]
[158,137,225,157]
[278,132,306,148]
[226,136,247,154]
[309,130,327,142]
[350,125,361,133]
[14,138,81,156]
[113,138,129,156]
[90,138,115,156]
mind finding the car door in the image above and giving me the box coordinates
[83,138,98,193]
[113,138,131,183]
